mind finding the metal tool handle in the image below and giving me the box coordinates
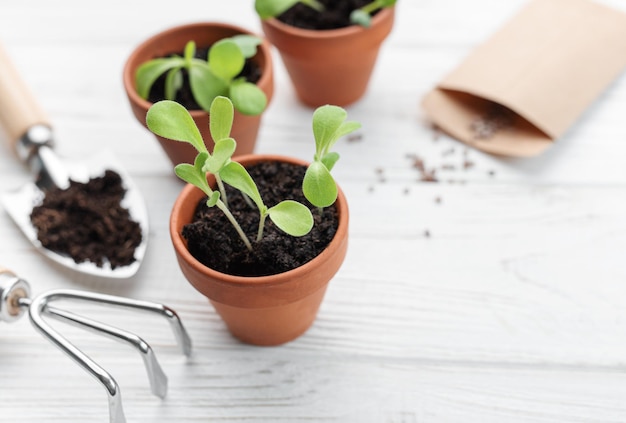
[0,41,52,155]
[0,267,31,323]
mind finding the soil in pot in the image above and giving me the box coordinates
[147,47,262,111]
[277,0,379,30]
[29,170,143,269]
[182,161,338,277]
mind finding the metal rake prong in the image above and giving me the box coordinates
[27,293,127,423]
[42,289,193,357]
[24,288,193,423]
[44,305,168,399]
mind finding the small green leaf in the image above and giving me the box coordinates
[206,191,220,207]
[184,40,196,63]
[255,0,300,19]
[204,137,236,173]
[164,67,183,100]
[302,0,325,11]
[321,152,340,171]
[350,9,372,27]
[209,96,234,141]
[312,105,348,157]
[219,161,264,210]
[378,0,397,7]
[229,35,262,59]
[188,63,229,112]
[146,100,206,153]
[268,200,313,237]
[135,58,184,99]
[175,163,209,192]
[329,120,361,149]
[230,79,267,116]
[303,161,338,208]
[209,39,245,81]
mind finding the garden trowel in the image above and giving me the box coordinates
[0,42,148,278]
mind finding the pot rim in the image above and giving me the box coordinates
[170,154,349,287]
[122,21,274,118]
[261,6,394,40]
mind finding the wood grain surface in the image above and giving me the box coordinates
[1,1,626,422]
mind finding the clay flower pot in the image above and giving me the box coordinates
[170,155,349,346]
[123,22,274,166]
[260,7,394,107]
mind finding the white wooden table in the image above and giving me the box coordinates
[2,1,626,421]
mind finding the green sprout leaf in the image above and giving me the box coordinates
[174,152,211,194]
[303,161,338,208]
[206,191,221,207]
[146,100,206,153]
[209,95,234,141]
[209,39,245,81]
[255,0,324,19]
[164,67,183,100]
[351,0,396,27]
[230,79,267,116]
[268,200,313,237]
[229,35,262,59]
[135,58,184,99]
[219,161,265,212]
[312,105,348,156]
[321,152,340,171]
[188,63,229,112]
[184,41,196,63]
[350,9,372,27]
[204,137,236,174]
[255,0,299,19]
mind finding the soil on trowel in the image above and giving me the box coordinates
[147,47,262,111]
[277,0,378,30]
[182,161,339,277]
[30,170,142,269]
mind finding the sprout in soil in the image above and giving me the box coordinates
[255,0,396,28]
[255,0,324,20]
[350,0,397,27]
[146,97,359,251]
[303,105,361,208]
[136,35,267,116]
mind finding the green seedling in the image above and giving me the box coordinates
[303,105,361,208]
[146,97,313,251]
[136,35,267,116]
[350,0,396,27]
[255,0,395,28]
[255,0,324,20]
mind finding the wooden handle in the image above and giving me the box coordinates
[0,41,50,149]
[0,267,14,276]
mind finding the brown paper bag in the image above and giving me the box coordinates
[422,0,626,157]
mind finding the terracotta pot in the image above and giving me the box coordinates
[123,22,274,166]
[260,7,394,107]
[170,155,349,345]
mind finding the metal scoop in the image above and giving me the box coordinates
[0,42,148,278]
[0,267,192,423]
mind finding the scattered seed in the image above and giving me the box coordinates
[442,147,455,157]
[463,160,475,170]
[470,103,516,140]
[424,229,431,238]
[441,164,456,171]
[347,133,363,143]
[434,196,442,204]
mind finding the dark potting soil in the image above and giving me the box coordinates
[147,47,262,111]
[30,170,143,269]
[182,161,339,277]
[277,0,378,30]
